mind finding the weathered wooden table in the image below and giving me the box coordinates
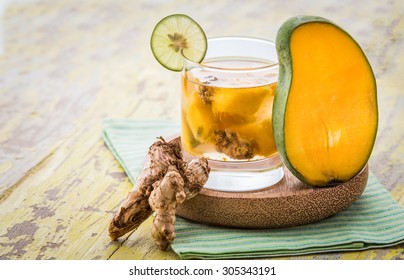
[0,0,403,260]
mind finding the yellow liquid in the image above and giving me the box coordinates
[181,59,278,161]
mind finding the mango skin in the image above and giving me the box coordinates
[273,15,378,186]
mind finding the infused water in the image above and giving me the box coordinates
[181,58,278,161]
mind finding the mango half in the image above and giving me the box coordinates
[273,16,378,186]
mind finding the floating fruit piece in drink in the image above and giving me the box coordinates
[215,112,256,129]
[229,119,277,157]
[255,84,276,121]
[181,112,199,151]
[186,92,215,142]
[212,87,268,116]
[181,76,194,112]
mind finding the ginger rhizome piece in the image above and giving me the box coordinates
[214,129,254,159]
[149,167,186,250]
[108,137,210,250]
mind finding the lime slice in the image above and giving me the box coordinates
[150,14,207,71]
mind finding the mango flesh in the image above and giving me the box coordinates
[274,17,378,186]
[181,113,198,151]
[229,118,277,157]
[212,86,268,117]
[185,91,215,142]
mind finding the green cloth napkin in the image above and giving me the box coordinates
[103,119,404,259]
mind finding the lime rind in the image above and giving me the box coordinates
[150,14,207,71]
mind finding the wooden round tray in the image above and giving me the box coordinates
[177,164,368,229]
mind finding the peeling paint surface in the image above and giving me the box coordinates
[0,0,403,260]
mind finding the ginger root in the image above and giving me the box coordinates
[148,166,186,250]
[197,84,214,105]
[214,129,254,159]
[108,137,210,250]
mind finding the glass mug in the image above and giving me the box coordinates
[181,37,284,191]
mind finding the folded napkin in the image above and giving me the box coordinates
[103,119,404,259]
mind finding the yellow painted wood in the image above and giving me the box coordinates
[0,0,403,260]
